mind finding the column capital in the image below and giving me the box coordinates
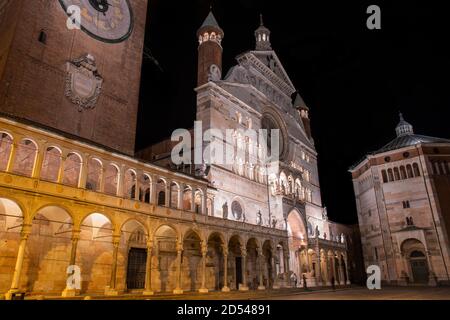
[21,224,32,239]
[72,229,81,241]
[147,240,154,250]
[112,235,121,247]
[240,246,247,258]
[176,242,183,253]
[221,245,228,256]
[201,242,208,256]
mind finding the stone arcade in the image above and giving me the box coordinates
[0,3,353,299]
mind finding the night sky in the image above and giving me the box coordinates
[136,1,450,225]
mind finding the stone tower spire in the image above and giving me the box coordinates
[255,14,272,51]
[197,10,224,86]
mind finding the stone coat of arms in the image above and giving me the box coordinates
[65,54,103,111]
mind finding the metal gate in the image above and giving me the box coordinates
[126,248,147,290]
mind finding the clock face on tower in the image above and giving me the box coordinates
[59,0,134,43]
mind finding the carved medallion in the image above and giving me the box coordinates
[65,54,103,111]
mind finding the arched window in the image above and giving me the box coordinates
[140,174,151,203]
[394,167,400,181]
[195,190,203,214]
[41,147,62,182]
[158,191,166,206]
[12,139,37,177]
[104,164,119,196]
[86,158,102,191]
[124,170,137,199]
[156,179,166,206]
[400,166,407,180]
[413,163,421,177]
[0,133,13,171]
[406,164,413,178]
[387,169,394,182]
[63,152,82,187]
[381,170,388,183]
[182,186,192,211]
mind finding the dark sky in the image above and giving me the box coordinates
[136,1,450,225]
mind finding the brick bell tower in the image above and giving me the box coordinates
[197,11,224,87]
[0,0,148,156]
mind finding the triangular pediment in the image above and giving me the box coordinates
[252,51,296,91]
[236,51,296,97]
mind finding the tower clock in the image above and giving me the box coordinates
[58,0,134,43]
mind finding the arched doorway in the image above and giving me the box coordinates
[287,210,307,280]
[207,232,225,291]
[228,235,244,290]
[401,238,430,284]
[409,251,429,284]
[153,225,178,292]
[121,220,148,291]
[182,230,202,292]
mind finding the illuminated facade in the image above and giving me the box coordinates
[0,4,352,299]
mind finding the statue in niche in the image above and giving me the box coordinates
[315,225,320,238]
[222,202,229,220]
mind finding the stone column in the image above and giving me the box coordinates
[191,189,196,212]
[324,253,331,286]
[134,174,140,201]
[344,254,351,285]
[331,253,337,285]
[221,245,230,292]
[62,229,81,297]
[202,191,207,215]
[105,235,120,296]
[284,249,291,287]
[151,176,158,204]
[57,155,66,184]
[173,242,184,294]
[165,181,171,207]
[5,224,31,300]
[315,251,323,286]
[426,250,438,286]
[199,242,208,293]
[99,166,106,193]
[32,148,44,179]
[258,248,266,290]
[272,247,280,289]
[239,246,249,291]
[178,183,184,210]
[143,240,154,295]
[78,159,88,189]
[5,142,17,172]
[338,255,345,285]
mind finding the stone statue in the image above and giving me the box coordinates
[315,225,320,238]
[222,202,228,220]
[256,211,262,226]
[322,207,328,220]
[272,218,277,229]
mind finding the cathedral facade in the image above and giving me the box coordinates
[350,115,450,285]
[0,3,352,300]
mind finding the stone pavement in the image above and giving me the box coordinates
[22,286,450,300]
